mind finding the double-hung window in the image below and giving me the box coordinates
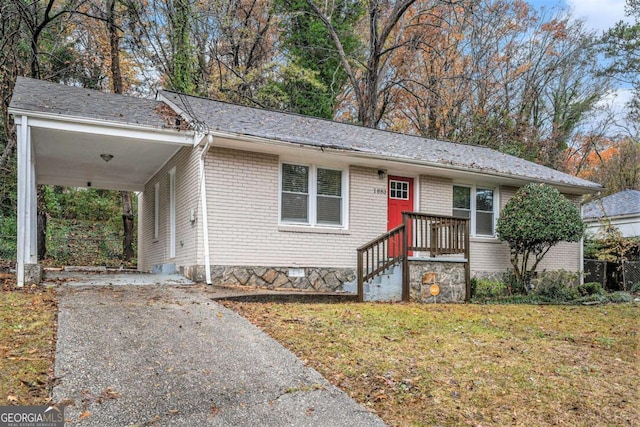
[453,185,497,237]
[281,163,345,227]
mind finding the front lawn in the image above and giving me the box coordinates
[222,301,639,426]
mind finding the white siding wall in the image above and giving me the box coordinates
[138,146,202,272]
[207,147,387,268]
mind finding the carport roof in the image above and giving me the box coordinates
[10,77,181,130]
[9,77,193,191]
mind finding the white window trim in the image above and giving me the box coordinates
[453,183,499,238]
[153,182,160,240]
[278,161,349,229]
[169,167,176,258]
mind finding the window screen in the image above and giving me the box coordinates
[317,168,342,225]
[281,164,309,223]
[476,188,494,235]
[453,186,471,218]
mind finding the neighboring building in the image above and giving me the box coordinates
[9,77,601,299]
[583,190,640,238]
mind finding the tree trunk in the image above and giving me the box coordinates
[37,186,46,260]
[107,0,123,94]
[106,0,134,262]
[121,190,134,261]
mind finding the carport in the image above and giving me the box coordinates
[9,77,196,286]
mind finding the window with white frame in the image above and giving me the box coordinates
[281,163,345,227]
[453,185,496,236]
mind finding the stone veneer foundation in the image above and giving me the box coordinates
[185,265,355,291]
[408,259,467,303]
[185,261,468,302]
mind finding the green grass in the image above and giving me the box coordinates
[223,301,640,426]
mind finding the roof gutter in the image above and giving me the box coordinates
[9,108,195,146]
[204,129,602,194]
[199,134,213,285]
[9,107,194,135]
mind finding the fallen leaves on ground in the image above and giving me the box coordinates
[221,300,639,427]
[1,276,57,406]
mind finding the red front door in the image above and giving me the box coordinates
[388,176,414,230]
[388,176,414,257]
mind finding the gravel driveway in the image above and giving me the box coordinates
[53,283,385,426]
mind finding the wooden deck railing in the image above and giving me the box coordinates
[356,212,470,302]
[405,212,469,257]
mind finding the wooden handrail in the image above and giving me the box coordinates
[357,224,405,302]
[356,212,470,302]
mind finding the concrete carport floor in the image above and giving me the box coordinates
[50,276,386,426]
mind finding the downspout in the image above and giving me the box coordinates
[199,134,213,285]
[580,203,584,285]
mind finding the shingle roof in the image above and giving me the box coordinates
[160,90,601,192]
[583,190,640,219]
[9,77,175,129]
[8,77,601,192]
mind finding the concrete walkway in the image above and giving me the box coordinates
[52,279,385,426]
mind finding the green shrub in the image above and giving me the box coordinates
[577,282,605,296]
[532,273,579,302]
[496,183,584,291]
[502,270,528,295]
[606,292,633,303]
[472,279,507,300]
[630,282,640,294]
[487,294,558,304]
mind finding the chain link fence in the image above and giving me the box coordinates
[584,259,640,291]
[46,235,125,266]
[622,261,640,290]
[0,235,134,267]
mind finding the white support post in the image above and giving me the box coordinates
[16,116,29,286]
[29,126,37,263]
[16,115,37,287]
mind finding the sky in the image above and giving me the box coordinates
[529,0,635,130]
[529,0,631,32]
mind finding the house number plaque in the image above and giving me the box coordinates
[373,188,387,195]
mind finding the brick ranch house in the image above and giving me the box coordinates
[9,77,601,301]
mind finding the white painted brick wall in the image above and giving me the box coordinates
[418,175,453,215]
[471,186,581,275]
[206,148,387,268]
[139,147,582,277]
[138,146,202,272]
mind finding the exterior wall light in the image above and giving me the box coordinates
[100,153,114,162]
